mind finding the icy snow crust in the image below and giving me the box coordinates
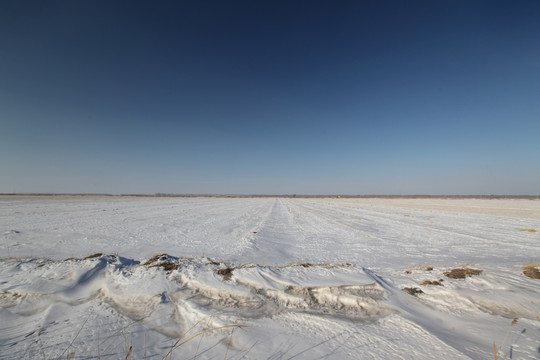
[1,196,539,359]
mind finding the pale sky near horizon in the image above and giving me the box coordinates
[1,1,539,195]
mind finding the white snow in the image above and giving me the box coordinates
[1,196,539,359]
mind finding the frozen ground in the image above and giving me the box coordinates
[1,196,539,359]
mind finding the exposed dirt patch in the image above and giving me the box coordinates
[142,254,168,266]
[522,264,540,279]
[300,263,313,268]
[83,253,103,260]
[150,262,179,273]
[217,267,234,281]
[403,287,423,296]
[421,279,444,286]
[141,254,183,273]
[444,267,482,279]
[520,229,537,232]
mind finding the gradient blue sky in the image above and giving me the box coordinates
[1,1,539,195]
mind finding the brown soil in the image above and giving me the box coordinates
[150,262,179,273]
[522,264,540,279]
[421,279,444,286]
[520,229,537,232]
[217,267,234,281]
[444,267,482,279]
[142,254,168,266]
[403,287,423,296]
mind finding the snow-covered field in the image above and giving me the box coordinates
[1,196,539,359]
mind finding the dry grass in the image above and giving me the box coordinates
[522,264,540,279]
[402,287,423,296]
[421,279,444,286]
[217,267,234,281]
[494,318,519,359]
[83,253,102,260]
[150,262,179,273]
[141,254,181,273]
[142,254,168,266]
[519,228,537,232]
[444,267,482,279]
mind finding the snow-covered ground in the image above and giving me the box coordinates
[1,196,539,359]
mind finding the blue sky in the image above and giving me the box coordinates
[1,1,539,195]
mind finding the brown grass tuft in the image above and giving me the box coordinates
[150,262,179,273]
[520,229,537,232]
[444,267,482,279]
[522,264,540,279]
[421,279,444,286]
[217,267,234,281]
[83,253,102,260]
[403,287,423,296]
[142,254,168,266]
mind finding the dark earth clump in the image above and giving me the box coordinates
[522,264,540,279]
[421,280,444,286]
[444,267,482,279]
[142,254,168,266]
[403,287,423,296]
[150,262,179,273]
[218,267,234,280]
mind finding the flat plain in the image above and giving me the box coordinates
[1,196,539,359]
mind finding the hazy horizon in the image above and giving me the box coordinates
[1,1,539,195]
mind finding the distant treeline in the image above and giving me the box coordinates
[0,193,538,199]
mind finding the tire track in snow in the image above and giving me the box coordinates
[296,199,535,265]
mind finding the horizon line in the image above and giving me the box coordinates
[1,193,538,199]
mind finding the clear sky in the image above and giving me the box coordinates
[1,1,539,195]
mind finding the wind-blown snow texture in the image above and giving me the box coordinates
[1,196,539,359]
